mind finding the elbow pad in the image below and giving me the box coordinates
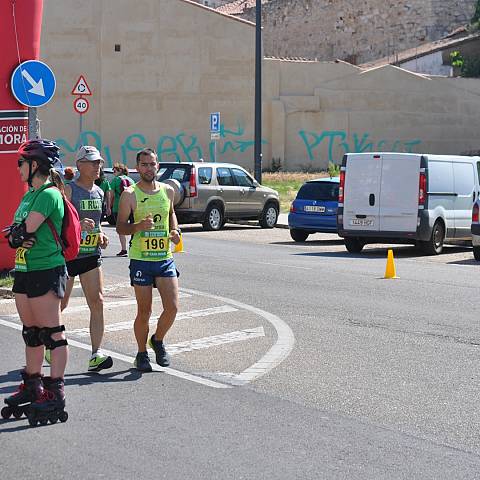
[7,223,36,248]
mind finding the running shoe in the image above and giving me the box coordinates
[148,334,170,367]
[134,351,152,372]
[88,351,113,372]
[116,250,127,257]
[44,349,51,365]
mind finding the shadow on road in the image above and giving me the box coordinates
[292,245,472,259]
[64,368,143,386]
[0,368,144,396]
[272,239,345,246]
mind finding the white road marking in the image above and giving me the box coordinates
[254,261,311,270]
[0,287,295,388]
[150,327,265,356]
[0,318,230,390]
[189,252,312,271]
[68,305,238,337]
[180,288,295,386]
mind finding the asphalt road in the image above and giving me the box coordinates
[1,223,480,479]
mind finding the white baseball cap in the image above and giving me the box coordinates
[76,145,103,162]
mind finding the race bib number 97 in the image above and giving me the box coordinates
[140,230,168,258]
[80,230,100,254]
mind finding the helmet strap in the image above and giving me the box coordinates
[27,161,38,188]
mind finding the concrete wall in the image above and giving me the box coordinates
[40,0,257,168]
[238,0,477,64]
[40,0,480,173]
[400,52,452,76]
[263,59,480,170]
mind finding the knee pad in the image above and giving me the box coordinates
[22,326,43,347]
[38,325,68,351]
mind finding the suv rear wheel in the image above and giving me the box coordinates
[259,202,279,229]
[203,203,224,231]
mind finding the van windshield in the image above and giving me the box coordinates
[297,182,339,201]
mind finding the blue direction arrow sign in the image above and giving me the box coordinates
[10,60,56,108]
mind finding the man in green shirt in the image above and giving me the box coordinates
[111,163,134,256]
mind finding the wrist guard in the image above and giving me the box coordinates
[7,223,36,248]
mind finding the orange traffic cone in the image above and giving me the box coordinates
[384,249,397,279]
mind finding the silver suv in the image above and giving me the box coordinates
[157,162,280,230]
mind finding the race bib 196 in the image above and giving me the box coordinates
[140,230,168,258]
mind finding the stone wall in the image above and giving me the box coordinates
[40,0,480,173]
[238,0,477,64]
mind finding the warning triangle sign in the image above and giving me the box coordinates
[71,75,92,96]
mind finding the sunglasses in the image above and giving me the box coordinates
[78,159,103,166]
[17,158,26,168]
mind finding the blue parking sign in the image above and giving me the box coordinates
[210,112,220,133]
[10,60,56,108]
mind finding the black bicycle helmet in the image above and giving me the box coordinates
[18,139,62,186]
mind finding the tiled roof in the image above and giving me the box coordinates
[216,0,269,16]
[361,30,480,69]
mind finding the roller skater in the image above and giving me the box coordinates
[3,139,69,425]
[1,371,42,420]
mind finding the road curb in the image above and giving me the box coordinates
[0,287,14,299]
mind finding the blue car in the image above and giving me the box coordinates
[288,177,340,242]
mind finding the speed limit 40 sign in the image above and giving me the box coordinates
[73,97,89,115]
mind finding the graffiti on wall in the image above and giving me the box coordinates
[55,122,265,167]
[299,130,422,163]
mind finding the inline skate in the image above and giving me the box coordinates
[1,371,43,420]
[27,376,68,426]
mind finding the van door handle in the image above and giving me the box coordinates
[369,194,375,206]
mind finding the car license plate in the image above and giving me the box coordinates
[304,205,325,213]
[349,218,374,227]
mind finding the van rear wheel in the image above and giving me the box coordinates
[344,237,364,253]
[421,220,445,255]
[473,246,480,261]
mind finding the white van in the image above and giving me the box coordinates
[337,152,480,254]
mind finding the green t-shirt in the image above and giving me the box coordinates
[96,178,111,195]
[13,183,65,272]
[111,175,134,213]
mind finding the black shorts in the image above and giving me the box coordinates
[66,255,102,277]
[13,266,67,299]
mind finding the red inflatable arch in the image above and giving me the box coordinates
[0,0,43,270]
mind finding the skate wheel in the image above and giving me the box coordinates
[27,414,37,427]
[1,406,12,419]
[48,413,58,424]
[12,407,23,419]
[39,417,48,426]
[58,411,68,423]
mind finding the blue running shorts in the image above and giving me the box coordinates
[129,258,178,286]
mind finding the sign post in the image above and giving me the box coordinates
[71,75,92,139]
[210,112,220,162]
